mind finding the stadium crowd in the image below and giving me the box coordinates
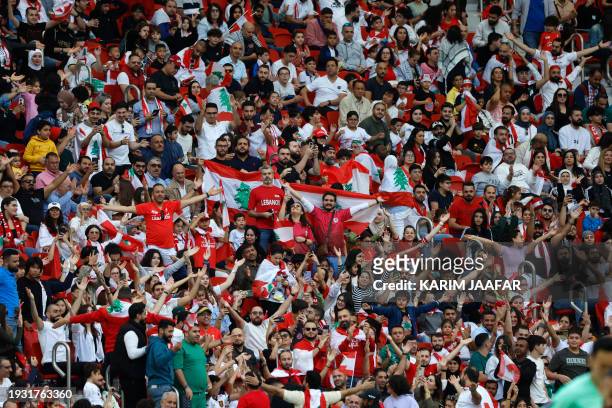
[0,0,612,406]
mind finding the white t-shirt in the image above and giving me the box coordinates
[176,132,193,163]
[284,390,343,407]
[244,319,269,355]
[0,377,12,405]
[558,124,592,156]
[103,119,136,166]
[306,76,348,110]
[527,355,551,404]
[280,0,315,19]
[274,80,296,98]
[83,381,105,406]
[146,292,179,318]
[75,122,103,170]
[196,120,232,159]
[229,228,245,251]
[39,321,68,364]
[456,385,494,408]
[338,126,370,149]
[271,60,298,82]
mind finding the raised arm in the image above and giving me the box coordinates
[26,288,44,331]
[43,163,79,199]
[180,186,221,209]
[505,32,537,56]
[576,41,610,59]
[101,203,137,214]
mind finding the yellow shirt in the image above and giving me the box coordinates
[23,136,58,173]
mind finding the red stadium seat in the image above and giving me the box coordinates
[269,49,281,62]
[275,34,293,48]
[455,155,474,170]
[326,111,339,127]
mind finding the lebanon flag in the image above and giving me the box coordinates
[253,258,285,299]
[497,352,521,383]
[228,0,254,33]
[289,183,379,235]
[50,0,74,20]
[460,90,479,132]
[177,96,193,116]
[320,160,371,194]
[123,167,143,190]
[206,86,234,122]
[203,161,281,216]
[337,351,358,377]
[91,206,119,237]
[274,218,295,248]
[303,388,327,408]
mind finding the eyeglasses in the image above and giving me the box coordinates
[304,327,318,331]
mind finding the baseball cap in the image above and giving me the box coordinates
[359,389,381,402]
[197,305,212,315]
[48,202,61,211]
[420,74,432,83]
[88,101,102,111]
[432,121,444,128]
[168,55,182,68]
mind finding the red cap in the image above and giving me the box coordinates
[88,101,102,111]
[168,55,182,68]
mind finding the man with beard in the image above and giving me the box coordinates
[210,137,232,165]
[243,65,274,101]
[539,60,588,112]
[229,136,261,172]
[102,183,220,265]
[91,157,118,198]
[285,185,383,275]
[490,105,519,148]
[448,182,488,235]
[559,108,592,161]
[26,286,69,379]
[427,121,456,170]
[174,325,208,408]
[483,43,516,84]
[430,333,450,364]
[247,166,284,251]
[292,321,329,374]
[513,336,537,401]
[473,6,510,52]
[274,145,315,184]
[113,303,149,408]
[229,328,258,370]
[494,148,538,193]
[483,125,510,168]
[331,369,348,390]
[359,101,391,149]
[225,296,293,357]
[0,249,20,335]
[43,18,76,64]
[146,319,182,406]
[176,115,195,164]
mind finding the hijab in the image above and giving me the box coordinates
[27,49,44,71]
[515,106,532,130]
[537,111,559,151]
[558,169,573,192]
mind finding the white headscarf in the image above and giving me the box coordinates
[380,154,399,192]
[27,49,43,71]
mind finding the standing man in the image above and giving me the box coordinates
[133,80,174,140]
[102,102,148,174]
[247,165,284,252]
[286,185,383,275]
[101,183,221,264]
[113,303,149,408]
[511,0,555,49]
[0,249,20,336]
[527,335,552,407]
[174,325,208,408]
[548,328,589,391]
[147,319,182,407]
[165,163,197,219]
[194,103,235,160]
[301,58,348,114]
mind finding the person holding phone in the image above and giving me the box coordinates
[132,79,174,140]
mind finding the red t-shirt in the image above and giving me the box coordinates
[135,200,182,249]
[309,207,352,255]
[247,185,284,229]
[448,196,488,234]
[199,324,222,340]
[540,32,560,52]
[237,390,270,408]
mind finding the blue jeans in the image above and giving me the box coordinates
[148,384,174,408]
[259,228,274,253]
[522,31,541,49]
[328,255,346,279]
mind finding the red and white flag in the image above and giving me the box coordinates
[252,259,287,299]
[303,388,327,408]
[337,351,357,377]
[273,218,295,248]
[289,184,379,235]
[91,205,118,237]
[49,0,74,20]
[497,352,521,383]
[460,90,479,132]
[320,160,371,194]
[228,1,254,33]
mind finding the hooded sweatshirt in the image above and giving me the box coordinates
[23,135,58,172]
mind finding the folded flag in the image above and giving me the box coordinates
[320,160,371,194]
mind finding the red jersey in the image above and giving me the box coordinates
[309,207,352,255]
[199,324,222,340]
[135,200,182,249]
[237,390,270,408]
[192,227,217,268]
[540,32,560,52]
[247,185,284,229]
[448,196,488,234]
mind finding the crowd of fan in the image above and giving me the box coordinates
[0,0,612,407]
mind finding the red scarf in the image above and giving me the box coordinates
[182,48,201,71]
[141,96,165,134]
[0,211,25,251]
[588,124,604,146]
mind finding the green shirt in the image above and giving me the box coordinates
[551,373,602,408]
[173,341,207,393]
[469,351,491,374]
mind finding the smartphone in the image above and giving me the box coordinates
[152,109,159,116]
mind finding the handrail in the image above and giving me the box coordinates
[124,84,141,102]
[51,341,72,406]
[416,217,433,240]
[171,386,181,408]
[569,34,586,82]
[75,62,92,85]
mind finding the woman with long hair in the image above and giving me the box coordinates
[595,146,612,188]
[549,88,571,131]
[370,46,397,80]
[483,67,507,102]
[484,335,513,400]
[348,270,374,313]
[439,24,472,91]
[72,304,104,364]
[37,204,71,261]
[423,149,444,191]
[401,107,428,137]
[404,128,428,166]
[0,197,27,251]
[384,375,419,407]
[394,27,412,62]
[529,148,555,193]
[440,2,460,30]
[461,208,492,239]
[168,15,198,54]
[279,198,313,255]
[197,3,229,39]
[555,149,587,181]
[124,21,150,53]
[227,4,244,28]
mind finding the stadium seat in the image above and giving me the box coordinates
[275,34,293,48]
[454,155,474,170]
[326,111,339,127]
